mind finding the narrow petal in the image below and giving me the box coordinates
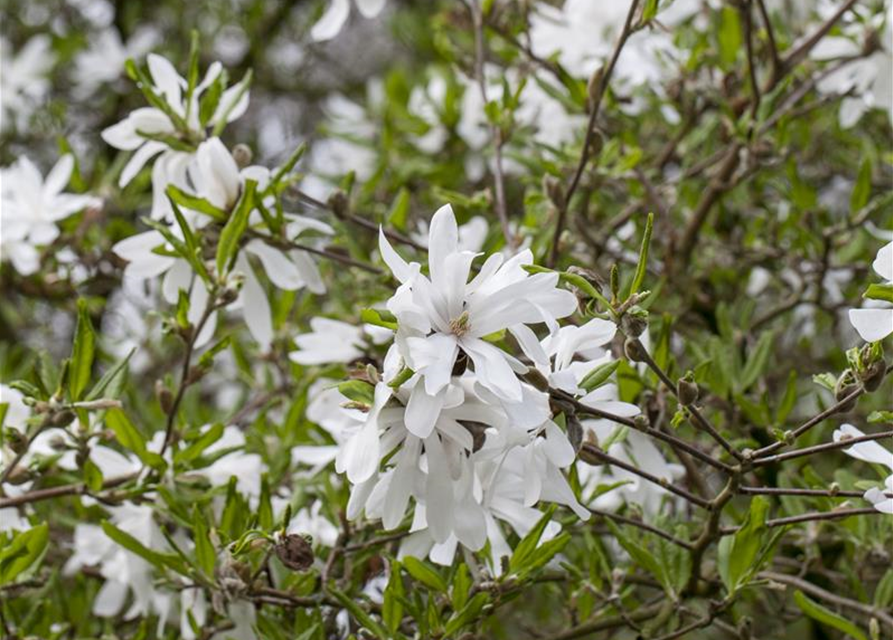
[311,0,351,41]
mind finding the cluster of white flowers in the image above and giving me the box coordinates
[287,204,673,571]
[849,241,893,343]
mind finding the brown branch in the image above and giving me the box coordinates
[752,429,893,466]
[0,472,138,509]
[547,0,642,267]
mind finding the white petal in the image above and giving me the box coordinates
[119,141,166,187]
[355,0,386,18]
[378,227,414,283]
[872,242,893,282]
[238,256,274,349]
[311,0,351,41]
[244,239,304,290]
[424,434,454,543]
[44,155,73,196]
[848,308,893,342]
[405,385,446,439]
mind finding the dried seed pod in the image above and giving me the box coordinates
[274,534,314,571]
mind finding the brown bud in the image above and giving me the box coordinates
[523,367,550,392]
[49,410,75,427]
[834,370,859,413]
[542,174,565,210]
[860,358,886,392]
[327,190,349,219]
[620,312,647,338]
[566,414,584,454]
[156,380,174,415]
[624,337,646,363]
[677,378,699,406]
[274,534,314,571]
[4,429,28,454]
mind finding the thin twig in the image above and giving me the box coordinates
[547,0,642,267]
[752,429,893,466]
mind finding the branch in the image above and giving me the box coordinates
[752,429,893,466]
[547,0,642,267]
[0,472,138,509]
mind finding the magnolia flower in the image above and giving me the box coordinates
[189,425,266,503]
[72,27,157,95]
[1,155,100,275]
[112,230,218,347]
[290,317,392,366]
[101,54,249,220]
[0,35,54,131]
[380,204,577,436]
[287,500,340,547]
[833,423,893,514]
[811,6,893,128]
[848,241,893,342]
[311,0,387,41]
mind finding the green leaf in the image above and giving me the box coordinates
[627,212,654,299]
[327,586,389,640]
[579,360,620,392]
[739,331,774,392]
[337,380,375,406]
[0,523,49,585]
[724,496,770,592]
[83,458,104,492]
[192,505,216,577]
[874,568,893,608]
[271,142,307,186]
[850,158,872,213]
[70,299,95,401]
[604,520,668,591]
[388,188,411,231]
[864,283,893,304]
[509,506,555,573]
[85,348,135,402]
[451,563,472,612]
[444,592,488,636]
[177,423,224,464]
[167,184,228,222]
[775,370,798,425]
[101,520,188,575]
[717,6,742,69]
[403,556,448,592]
[794,590,868,640]
[216,179,258,275]
[383,559,405,633]
[361,308,398,331]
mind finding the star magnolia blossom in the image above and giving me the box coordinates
[311,0,387,41]
[1,35,54,132]
[833,424,893,514]
[811,5,893,128]
[380,204,578,437]
[848,241,893,342]
[1,155,100,275]
[101,53,249,220]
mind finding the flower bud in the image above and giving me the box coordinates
[156,380,174,415]
[620,311,648,338]
[566,414,584,454]
[327,190,349,219]
[624,337,646,363]
[860,358,886,392]
[677,378,699,406]
[633,414,649,430]
[542,174,565,210]
[4,429,28,454]
[232,143,253,168]
[274,534,314,571]
[49,410,75,427]
[834,370,859,413]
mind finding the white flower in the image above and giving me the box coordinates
[101,54,249,220]
[833,424,893,515]
[311,0,387,42]
[0,35,54,132]
[72,27,157,95]
[290,317,391,366]
[1,155,99,275]
[811,6,893,128]
[848,241,893,342]
[193,425,265,502]
[112,230,218,347]
[380,204,577,436]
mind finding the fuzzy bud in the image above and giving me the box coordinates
[232,143,253,168]
[860,358,886,392]
[49,410,75,427]
[633,414,649,430]
[834,370,859,413]
[4,429,28,454]
[620,308,648,338]
[677,377,699,406]
[327,190,349,219]
[566,414,584,454]
[156,380,174,415]
[274,534,314,571]
[624,337,646,363]
[542,174,565,210]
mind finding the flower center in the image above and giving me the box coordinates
[449,310,471,337]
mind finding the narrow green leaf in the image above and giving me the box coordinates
[403,556,448,592]
[509,506,555,573]
[627,212,654,299]
[70,299,96,401]
[0,523,49,585]
[216,179,257,275]
[383,560,405,633]
[85,348,135,402]
[579,360,620,392]
[850,158,872,213]
[794,590,868,640]
[192,505,216,577]
[327,586,389,639]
